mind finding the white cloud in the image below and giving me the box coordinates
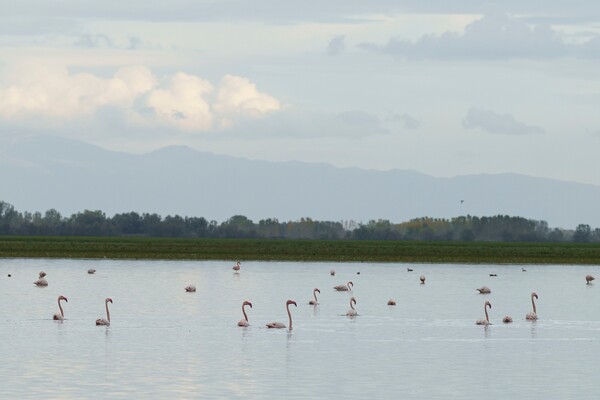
[462,107,545,135]
[0,65,280,133]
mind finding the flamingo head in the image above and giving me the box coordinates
[105,298,113,304]
[347,281,354,289]
[59,295,68,302]
[532,292,538,299]
[350,297,357,306]
[485,301,491,308]
[314,288,321,294]
[39,271,46,278]
[286,300,297,307]
[243,301,253,308]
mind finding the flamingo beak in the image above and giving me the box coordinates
[248,302,253,308]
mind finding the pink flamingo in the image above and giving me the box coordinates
[53,295,68,321]
[526,292,538,321]
[333,281,353,291]
[232,261,241,272]
[34,271,48,287]
[503,315,513,323]
[420,275,426,284]
[266,300,297,329]
[476,286,491,294]
[387,299,396,306]
[308,288,320,305]
[476,300,492,325]
[237,301,253,327]
[184,285,196,292]
[586,275,595,284]
[346,297,357,317]
[87,269,96,274]
[96,298,113,326]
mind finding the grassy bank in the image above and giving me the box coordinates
[1,236,600,264]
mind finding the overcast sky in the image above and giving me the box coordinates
[1,1,600,185]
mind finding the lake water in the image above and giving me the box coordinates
[1,259,599,399]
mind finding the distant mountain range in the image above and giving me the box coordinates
[1,134,599,229]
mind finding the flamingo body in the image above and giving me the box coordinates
[476,286,491,294]
[586,275,595,284]
[232,261,241,272]
[88,269,96,274]
[184,285,196,292]
[502,315,513,323]
[333,281,353,291]
[308,288,320,305]
[387,299,396,306]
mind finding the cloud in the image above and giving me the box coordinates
[327,35,346,56]
[462,107,545,135]
[359,10,595,60]
[0,65,281,133]
[384,112,420,130]
[73,33,115,48]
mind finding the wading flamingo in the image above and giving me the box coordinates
[476,286,491,294]
[586,275,595,284]
[333,281,353,291]
[96,298,113,326]
[346,297,357,317]
[237,301,252,327]
[308,288,320,305]
[184,285,196,292]
[476,301,492,325]
[420,276,426,284]
[387,299,396,306]
[526,292,538,321]
[232,262,241,272]
[34,271,48,287]
[502,315,513,323]
[266,300,297,330]
[330,269,335,276]
[53,295,68,321]
[87,269,96,274]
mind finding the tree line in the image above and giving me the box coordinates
[0,200,598,242]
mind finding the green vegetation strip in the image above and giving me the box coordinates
[1,236,600,264]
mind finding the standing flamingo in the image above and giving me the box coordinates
[346,297,358,317]
[525,292,538,321]
[308,288,320,305]
[266,300,297,330]
[53,295,68,321]
[586,275,595,284]
[184,285,196,292]
[237,301,253,327]
[96,298,113,326]
[476,301,492,325]
[333,281,353,291]
[476,286,491,294]
[420,275,426,284]
[34,271,48,287]
[232,261,241,272]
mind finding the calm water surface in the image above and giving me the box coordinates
[1,259,599,399]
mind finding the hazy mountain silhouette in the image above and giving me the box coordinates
[1,134,598,228]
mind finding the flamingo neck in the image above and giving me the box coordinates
[106,301,111,323]
[242,304,248,322]
[532,296,536,314]
[313,290,318,302]
[350,300,355,310]
[58,298,64,318]
[287,304,293,330]
[484,305,489,322]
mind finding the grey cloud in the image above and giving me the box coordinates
[384,112,420,130]
[360,11,579,60]
[73,33,114,48]
[463,107,544,136]
[327,35,346,56]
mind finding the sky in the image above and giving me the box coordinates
[1,1,600,185]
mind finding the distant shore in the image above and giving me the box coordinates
[1,236,600,264]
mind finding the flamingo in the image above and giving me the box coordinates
[476,300,492,325]
[346,297,357,317]
[96,298,113,326]
[237,301,252,327]
[53,295,68,321]
[232,261,241,272]
[34,271,48,287]
[476,286,491,294]
[387,299,396,306]
[586,275,595,284]
[502,315,513,323]
[184,285,196,292]
[526,292,538,321]
[333,281,353,291]
[308,288,320,305]
[266,300,297,330]
[330,269,335,276]
[420,275,426,284]
[87,269,96,274]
